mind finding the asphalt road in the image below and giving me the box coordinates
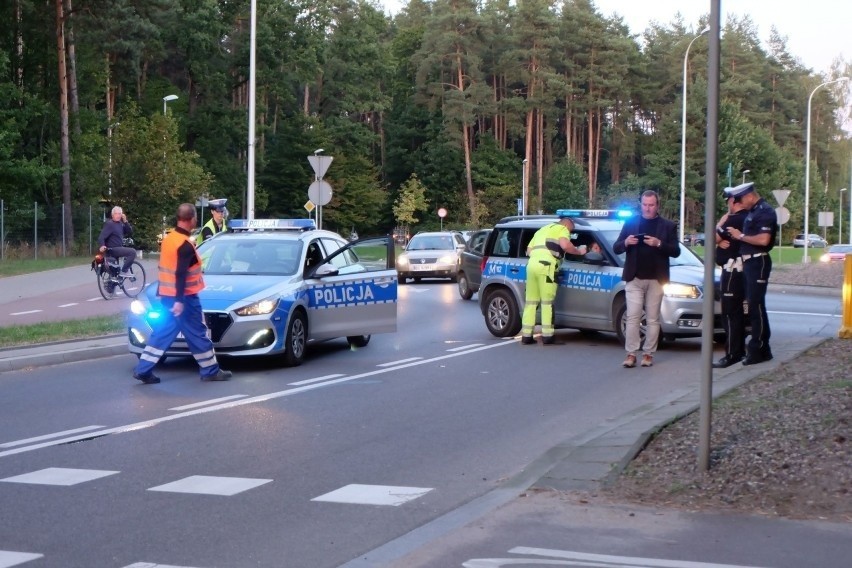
[0,275,843,567]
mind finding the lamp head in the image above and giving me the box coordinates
[314,148,324,155]
[163,94,178,102]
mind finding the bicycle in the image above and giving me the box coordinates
[91,250,147,300]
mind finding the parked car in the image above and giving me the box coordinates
[396,231,467,283]
[689,233,705,246]
[457,229,491,300]
[820,244,852,262]
[128,218,397,366]
[792,233,828,248]
[477,210,723,345]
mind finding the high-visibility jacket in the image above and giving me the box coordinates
[196,218,227,245]
[527,223,570,264]
[159,230,204,297]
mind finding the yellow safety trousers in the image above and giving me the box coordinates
[522,258,558,338]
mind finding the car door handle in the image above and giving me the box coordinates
[509,267,520,273]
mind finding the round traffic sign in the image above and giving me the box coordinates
[437,207,447,218]
[775,206,790,225]
[308,180,332,205]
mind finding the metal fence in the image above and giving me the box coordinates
[0,200,110,260]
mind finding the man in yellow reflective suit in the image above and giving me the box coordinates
[521,214,586,345]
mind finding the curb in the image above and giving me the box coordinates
[0,335,126,373]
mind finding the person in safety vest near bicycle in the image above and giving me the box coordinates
[132,203,232,384]
[520,214,586,345]
[196,198,229,245]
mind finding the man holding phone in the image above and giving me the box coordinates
[613,190,681,368]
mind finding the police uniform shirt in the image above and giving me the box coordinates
[716,209,747,266]
[740,198,777,255]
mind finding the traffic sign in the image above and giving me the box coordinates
[304,200,315,213]
[775,206,790,225]
[308,155,333,179]
[437,207,447,218]
[772,189,790,207]
[308,180,332,206]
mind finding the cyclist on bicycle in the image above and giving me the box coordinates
[98,206,136,277]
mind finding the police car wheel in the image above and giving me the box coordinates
[282,311,307,366]
[457,272,473,300]
[484,288,521,338]
[347,335,370,348]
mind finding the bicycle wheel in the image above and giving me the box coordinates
[120,261,147,298]
[97,266,119,300]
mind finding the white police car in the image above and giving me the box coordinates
[478,210,722,344]
[127,219,397,366]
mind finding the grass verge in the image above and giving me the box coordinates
[0,315,124,349]
[689,245,825,264]
[0,256,92,278]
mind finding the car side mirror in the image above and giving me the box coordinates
[313,263,339,278]
[583,251,606,265]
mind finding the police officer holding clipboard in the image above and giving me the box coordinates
[722,182,778,366]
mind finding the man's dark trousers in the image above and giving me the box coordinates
[720,267,745,360]
[743,255,772,356]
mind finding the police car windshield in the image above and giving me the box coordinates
[200,239,302,275]
[670,243,703,267]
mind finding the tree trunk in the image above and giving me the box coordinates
[55,0,73,249]
[456,60,475,222]
[64,0,80,136]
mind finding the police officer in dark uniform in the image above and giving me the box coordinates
[712,191,749,368]
[723,182,778,366]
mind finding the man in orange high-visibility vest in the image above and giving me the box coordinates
[133,203,232,384]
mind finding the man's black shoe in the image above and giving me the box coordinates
[202,369,232,381]
[133,372,161,384]
[520,336,536,345]
[541,336,564,345]
[712,355,741,368]
[742,353,770,366]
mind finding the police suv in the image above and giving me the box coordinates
[127,219,397,366]
[478,210,721,344]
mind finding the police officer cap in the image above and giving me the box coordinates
[208,198,227,211]
[723,182,755,198]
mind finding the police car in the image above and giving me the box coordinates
[478,210,722,344]
[127,219,397,366]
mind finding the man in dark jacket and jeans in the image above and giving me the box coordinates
[613,190,681,368]
[98,206,136,277]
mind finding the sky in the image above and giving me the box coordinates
[379,1,849,76]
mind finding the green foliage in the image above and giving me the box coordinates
[542,158,588,212]
[393,173,429,227]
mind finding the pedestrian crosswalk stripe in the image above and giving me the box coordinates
[312,484,432,506]
[0,467,119,486]
[148,475,272,496]
[0,551,43,568]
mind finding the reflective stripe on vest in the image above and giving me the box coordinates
[159,231,205,297]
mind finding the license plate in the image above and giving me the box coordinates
[177,330,212,340]
[413,264,433,271]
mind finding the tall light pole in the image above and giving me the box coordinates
[741,169,750,183]
[803,76,850,262]
[679,27,710,243]
[521,158,528,217]
[841,188,847,245]
[107,121,120,197]
[162,94,178,115]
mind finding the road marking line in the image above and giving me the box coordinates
[0,340,514,460]
[86,297,102,302]
[377,357,422,367]
[9,310,41,316]
[124,563,201,568]
[505,547,767,568]
[168,395,249,411]
[289,374,345,386]
[447,344,484,352]
[0,425,106,448]
[1,467,119,486]
[768,310,840,317]
[58,303,78,308]
[148,475,271,496]
[0,550,44,567]
[312,484,432,506]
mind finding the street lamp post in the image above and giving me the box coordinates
[521,158,528,217]
[162,94,178,115]
[679,26,710,243]
[841,188,847,245]
[742,169,750,183]
[107,122,119,197]
[803,77,850,262]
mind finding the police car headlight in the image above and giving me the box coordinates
[130,300,147,315]
[235,297,279,316]
[397,254,409,267]
[663,282,701,299]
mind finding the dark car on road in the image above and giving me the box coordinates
[457,229,491,300]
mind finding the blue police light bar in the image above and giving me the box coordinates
[556,209,633,219]
[229,219,316,231]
